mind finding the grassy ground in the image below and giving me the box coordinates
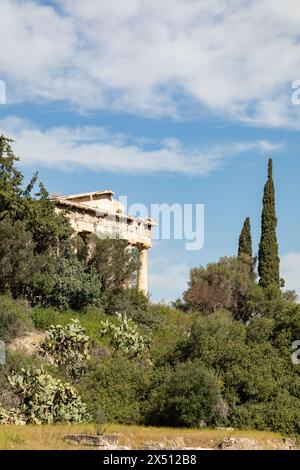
[0,423,285,450]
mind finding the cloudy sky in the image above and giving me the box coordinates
[0,0,300,301]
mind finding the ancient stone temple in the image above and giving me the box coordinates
[52,190,156,293]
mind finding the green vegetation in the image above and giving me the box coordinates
[39,320,90,379]
[31,253,103,311]
[258,158,280,294]
[0,295,31,343]
[183,256,257,322]
[100,313,151,358]
[2,367,89,424]
[0,140,300,437]
[238,217,253,259]
[143,360,223,427]
[1,294,300,434]
[0,136,71,253]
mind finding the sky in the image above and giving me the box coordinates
[0,0,300,301]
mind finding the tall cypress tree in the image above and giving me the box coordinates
[238,217,253,259]
[258,159,280,291]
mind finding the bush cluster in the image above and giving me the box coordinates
[1,137,300,435]
[39,319,90,379]
[100,313,151,359]
[1,367,89,425]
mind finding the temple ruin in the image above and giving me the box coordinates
[52,190,156,293]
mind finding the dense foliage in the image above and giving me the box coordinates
[87,237,139,310]
[0,219,42,297]
[40,319,90,379]
[100,313,151,359]
[31,253,103,311]
[0,284,300,433]
[0,295,31,343]
[258,159,280,294]
[0,139,300,434]
[0,136,24,219]
[238,217,253,260]
[3,367,89,424]
[0,136,138,311]
[0,136,71,253]
[183,256,258,322]
[143,360,223,427]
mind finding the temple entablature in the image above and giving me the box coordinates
[52,190,156,293]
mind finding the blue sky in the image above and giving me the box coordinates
[0,0,300,301]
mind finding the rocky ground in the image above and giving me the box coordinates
[63,432,298,451]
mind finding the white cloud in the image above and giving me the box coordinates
[281,252,300,298]
[0,115,282,175]
[1,0,300,126]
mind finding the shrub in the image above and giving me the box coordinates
[108,288,158,328]
[0,350,44,412]
[30,307,59,331]
[88,238,138,302]
[0,405,25,424]
[31,255,102,310]
[79,356,150,424]
[168,310,246,373]
[148,304,194,364]
[144,360,223,427]
[0,294,31,343]
[246,317,275,344]
[183,256,256,321]
[39,319,90,379]
[100,313,151,358]
[224,342,289,404]
[0,219,43,297]
[6,367,89,424]
[231,392,300,435]
[271,302,300,354]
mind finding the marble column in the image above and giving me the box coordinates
[137,246,148,294]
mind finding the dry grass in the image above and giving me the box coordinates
[0,423,285,450]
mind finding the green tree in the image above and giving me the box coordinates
[0,136,24,218]
[183,257,256,321]
[31,253,102,310]
[258,159,280,294]
[238,217,253,259]
[24,181,72,254]
[87,237,139,312]
[143,360,223,427]
[0,295,31,343]
[169,310,247,372]
[0,136,71,253]
[0,218,42,296]
[162,308,300,434]
[79,356,150,424]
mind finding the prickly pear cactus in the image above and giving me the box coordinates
[100,312,150,358]
[39,319,90,379]
[0,405,25,424]
[6,367,90,424]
